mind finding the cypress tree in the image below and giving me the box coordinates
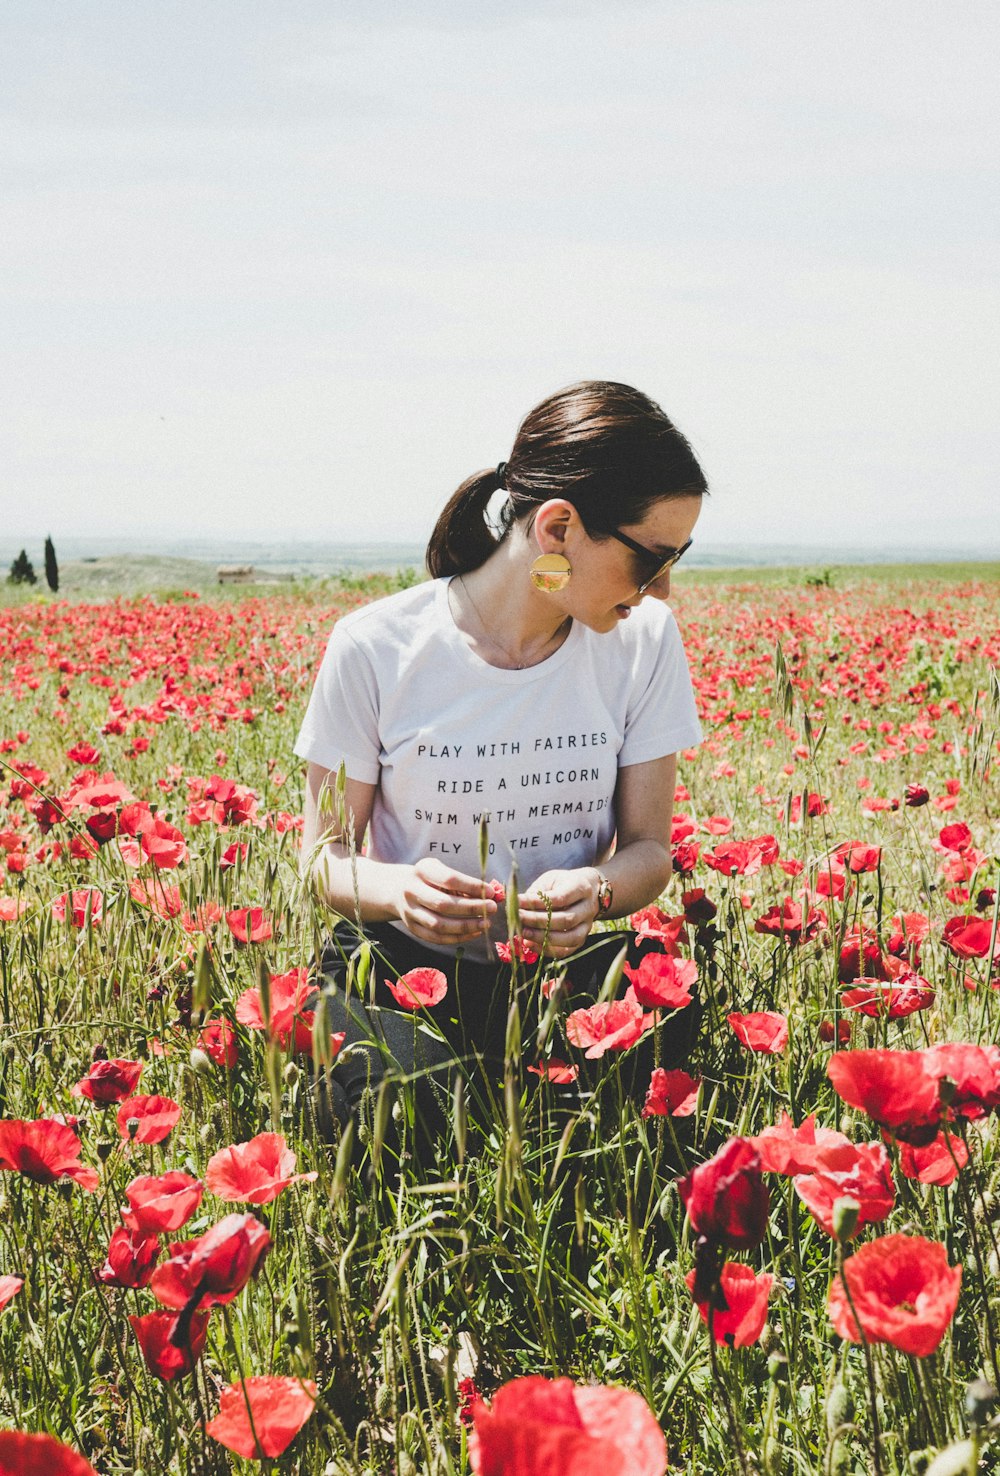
[44,535,59,592]
[8,550,37,585]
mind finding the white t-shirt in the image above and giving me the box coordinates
[294,577,702,959]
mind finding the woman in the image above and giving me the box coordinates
[296,381,706,1146]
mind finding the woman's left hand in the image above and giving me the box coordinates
[517,868,602,958]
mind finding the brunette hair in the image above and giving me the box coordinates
[425,380,708,578]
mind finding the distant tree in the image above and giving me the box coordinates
[8,550,37,585]
[44,535,59,592]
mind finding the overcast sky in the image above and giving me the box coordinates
[3,1,998,551]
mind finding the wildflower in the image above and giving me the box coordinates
[385,967,448,1009]
[0,1431,99,1476]
[841,977,934,1018]
[623,952,696,1010]
[236,966,324,1053]
[115,1094,181,1144]
[123,1170,204,1234]
[0,1117,99,1191]
[226,907,273,943]
[565,991,652,1058]
[0,1275,24,1311]
[751,1112,855,1175]
[495,937,540,965]
[199,1019,239,1068]
[150,1212,271,1310]
[204,1376,318,1459]
[793,1142,895,1239]
[527,1059,579,1084]
[468,1375,667,1476]
[71,1057,143,1104]
[754,898,825,946]
[898,1131,969,1187]
[685,1262,773,1347]
[828,1234,961,1357]
[642,1068,700,1119]
[204,1133,318,1205]
[727,1011,789,1054]
[97,1225,161,1288]
[129,1309,211,1381]
[50,888,103,928]
[679,1136,769,1305]
[628,905,686,950]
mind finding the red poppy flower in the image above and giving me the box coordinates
[495,937,541,965]
[819,1018,853,1044]
[679,1137,769,1252]
[123,1170,204,1234]
[685,1262,773,1347]
[384,967,448,1010]
[129,1307,211,1380]
[727,1011,788,1054]
[527,1059,579,1084]
[204,1133,318,1205]
[752,1112,855,1176]
[468,1375,667,1476]
[828,1234,961,1357]
[923,1043,1000,1120]
[838,926,891,982]
[150,1212,271,1310]
[236,967,319,1052]
[199,1019,239,1068]
[835,842,882,874]
[793,1141,895,1239]
[943,915,998,961]
[0,1117,99,1192]
[827,1050,941,1144]
[129,877,184,918]
[628,906,686,951]
[0,896,26,922]
[226,907,273,943]
[754,898,825,946]
[904,784,930,807]
[97,1225,162,1288]
[841,977,934,1018]
[565,994,651,1058]
[219,841,250,870]
[71,1056,144,1104]
[0,1275,24,1311]
[704,841,764,878]
[623,953,696,1010]
[51,888,103,928]
[642,1067,700,1119]
[681,888,717,924]
[204,1376,319,1459]
[672,839,700,874]
[899,1130,969,1187]
[0,1431,99,1476]
[115,1094,181,1144]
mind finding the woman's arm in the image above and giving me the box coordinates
[300,762,496,945]
[518,752,677,957]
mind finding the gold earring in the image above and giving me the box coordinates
[529,553,572,592]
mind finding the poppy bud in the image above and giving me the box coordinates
[964,1378,999,1430]
[92,1043,108,1061]
[825,1379,853,1435]
[189,1047,214,1077]
[832,1196,861,1243]
[282,1061,299,1087]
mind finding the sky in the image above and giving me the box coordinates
[3,1,999,553]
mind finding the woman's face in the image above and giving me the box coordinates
[555,494,703,632]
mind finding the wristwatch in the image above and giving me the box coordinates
[595,872,614,914]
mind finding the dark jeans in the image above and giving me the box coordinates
[308,919,700,1159]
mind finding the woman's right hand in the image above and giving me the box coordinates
[393,858,497,947]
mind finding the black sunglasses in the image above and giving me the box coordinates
[609,530,693,593]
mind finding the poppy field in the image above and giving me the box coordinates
[1,567,999,1475]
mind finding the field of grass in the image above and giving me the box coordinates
[0,567,998,1473]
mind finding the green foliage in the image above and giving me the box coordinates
[44,535,59,592]
[7,548,36,585]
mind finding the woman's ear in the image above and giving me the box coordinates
[532,499,575,554]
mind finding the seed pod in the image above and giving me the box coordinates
[825,1380,853,1436]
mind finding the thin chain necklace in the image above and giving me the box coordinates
[457,575,570,670]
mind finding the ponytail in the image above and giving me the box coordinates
[425,466,507,578]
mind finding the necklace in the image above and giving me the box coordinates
[457,576,570,670]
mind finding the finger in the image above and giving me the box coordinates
[409,885,496,921]
[407,907,490,943]
[415,858,496,899]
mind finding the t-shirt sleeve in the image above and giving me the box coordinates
[618,608,703,766]
[292,621,382,784]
